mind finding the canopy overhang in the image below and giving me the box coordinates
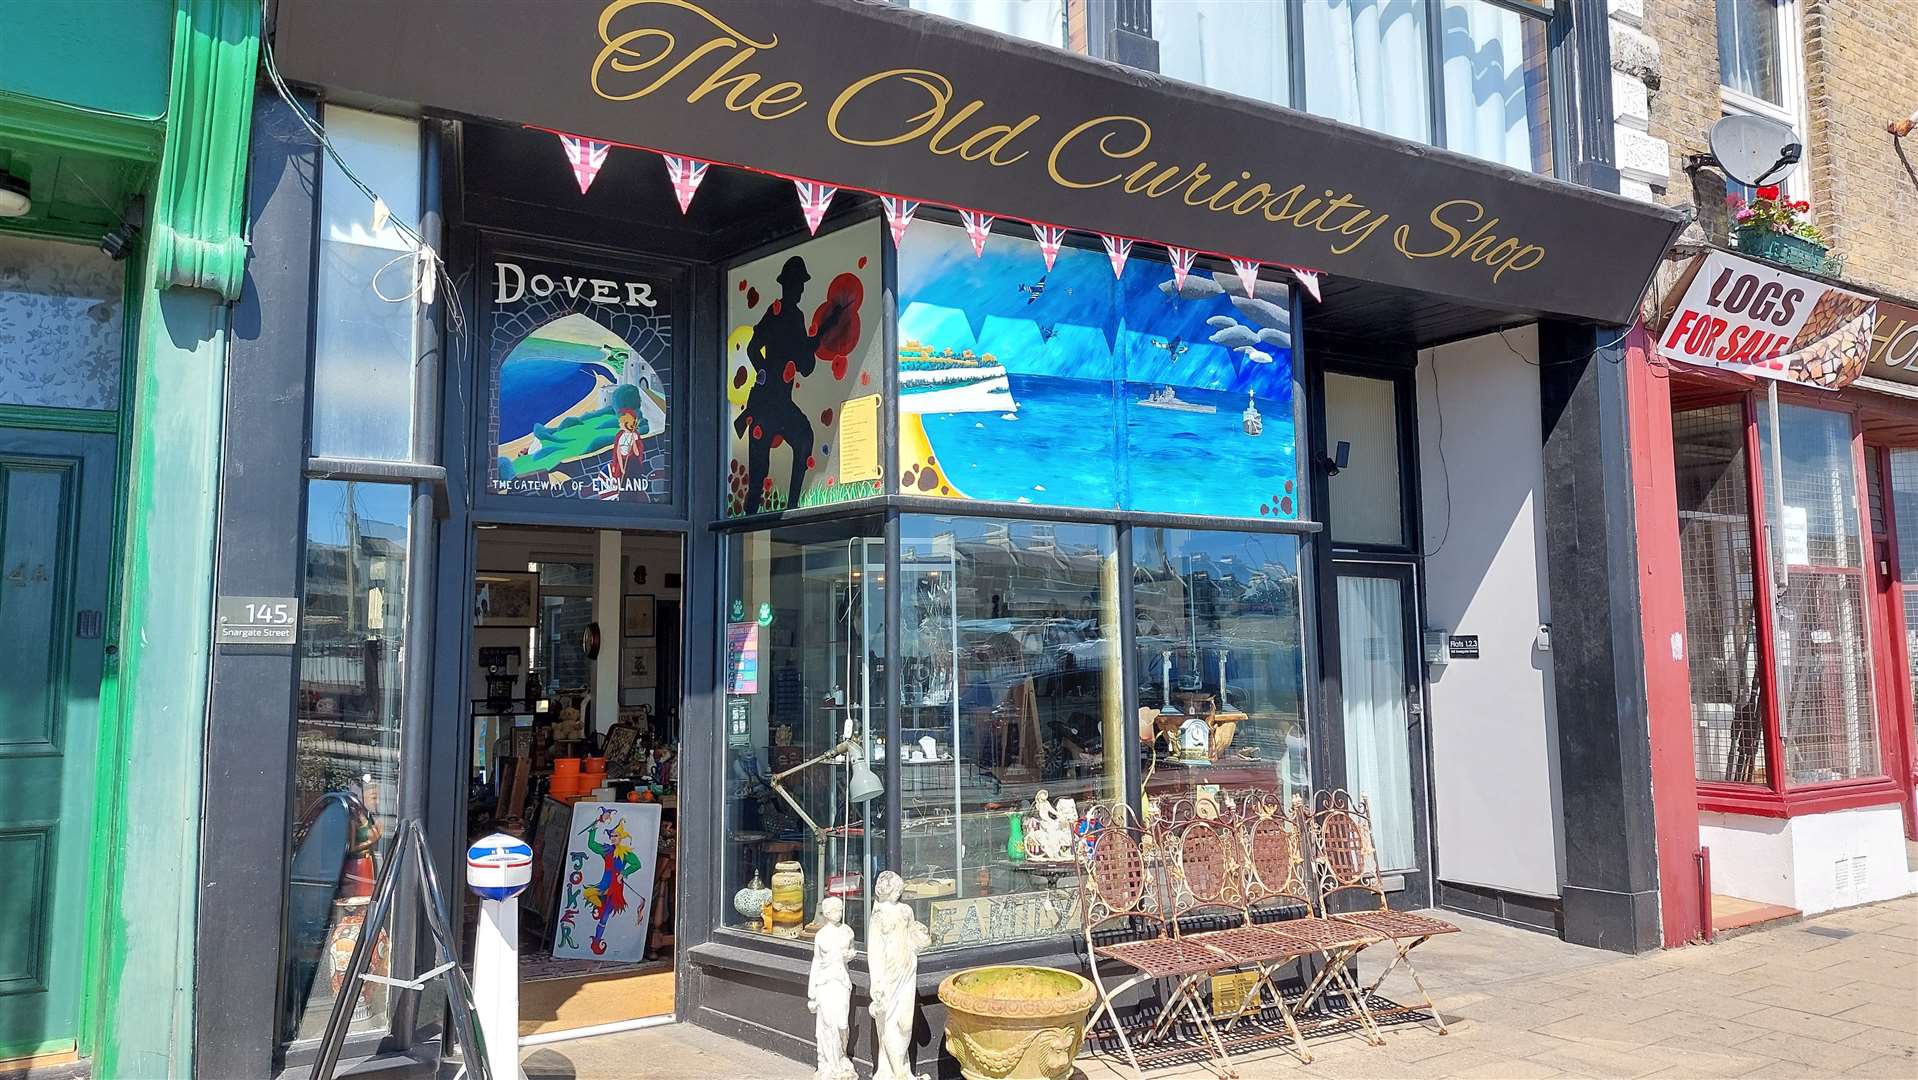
[273,0,1686,330]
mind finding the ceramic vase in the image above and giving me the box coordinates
[733,870,772,921]
[770,859,806,934]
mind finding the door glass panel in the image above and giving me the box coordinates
[1758,404,1879,784]
[1336,573,1416,872]
[282,480,411,1045]
[0,233,123,410]
[1324,372,1404,546]
[1673,404,1768,785]
[1888,449,1918,761]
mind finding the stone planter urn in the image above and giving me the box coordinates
[937,965,1097,1080]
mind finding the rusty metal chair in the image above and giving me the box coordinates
[1235,792,1388,1046]
[1309,788,1459,1035]
[1076,800,1236,1078]
[1160,810,1316,1064]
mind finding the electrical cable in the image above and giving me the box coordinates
[258,0,466,334]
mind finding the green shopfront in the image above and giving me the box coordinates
[198,1,1688,1077]
[0,1,257,1076]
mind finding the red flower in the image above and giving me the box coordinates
[1793,200,1810,212]
[1756,184,1780,201]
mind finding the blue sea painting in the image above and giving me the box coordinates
[897,221,1298,519]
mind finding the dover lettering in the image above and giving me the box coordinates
[495,260,656,307]
[590,0,1546,283]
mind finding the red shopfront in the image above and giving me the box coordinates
[1635,252,1918,933]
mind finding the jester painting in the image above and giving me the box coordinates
[581,809,645,956]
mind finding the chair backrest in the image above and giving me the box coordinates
[1308,788,1391,912]
[1165,816,1249,933]
[1078,800,1169,941]
[1239,792,1316,917]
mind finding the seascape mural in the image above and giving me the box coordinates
[725,219,886,517]
[897,220,1299,519]
[488,256,673,502]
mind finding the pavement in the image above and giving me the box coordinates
[518,894,1917,1079]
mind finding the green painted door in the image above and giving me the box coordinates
[0,429,113,1062]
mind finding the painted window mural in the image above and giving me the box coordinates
[487,255,673,502]
[897,220,1299,519]
[726,219,886,517]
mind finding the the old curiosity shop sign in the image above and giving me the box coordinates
[273,0,1685,325]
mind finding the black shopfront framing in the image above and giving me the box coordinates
[195,1,1688,1073]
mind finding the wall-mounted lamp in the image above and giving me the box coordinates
[1317,439,1352,477]
[0,172,30,218]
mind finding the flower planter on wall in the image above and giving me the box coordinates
[1734,229,1845,277]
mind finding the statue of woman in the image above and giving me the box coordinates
[807,897,857,1080]
[867,871,930,1080]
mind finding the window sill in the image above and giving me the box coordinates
[1697,775,1905,818]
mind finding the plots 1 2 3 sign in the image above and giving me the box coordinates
[1658,250,1876,389]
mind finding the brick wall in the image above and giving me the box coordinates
[1627,0,1918,299]
[1800,0,1918,297]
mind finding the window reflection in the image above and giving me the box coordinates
[282,480,410,1044]
[723,522,887,942]
[899,516,1122,950]
[1134,529,1308,808]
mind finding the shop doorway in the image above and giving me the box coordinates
[1333,562,1432,905]
[462,525,683,1039]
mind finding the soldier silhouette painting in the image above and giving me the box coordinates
[736,255,846,514]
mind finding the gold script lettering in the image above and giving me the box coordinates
[1047,115,1152,190]
[592,0,791,110]
[827,69,953,147]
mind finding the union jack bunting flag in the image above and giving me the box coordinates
[559,133,611,195]
[662,154,709,214]
[795,179,837,235]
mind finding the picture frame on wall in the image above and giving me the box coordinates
[621,647,658,688]
[474,571,538,627]
[624,593,656,639]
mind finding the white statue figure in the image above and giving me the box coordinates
[807,897,857,1080]
[1026,789,1076,861]
[868,871,931,1080]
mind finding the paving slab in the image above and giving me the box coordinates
[509,896,1916,1080]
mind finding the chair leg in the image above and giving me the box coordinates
[1085,964,1147,1079]
[1324,953,1388,1046]
[1176,976,1239,1080]
[1367,936,1448,1036]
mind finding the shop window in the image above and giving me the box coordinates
[532,560,595,692]
[725,220,884,517]
[907,0,1065,47]
[281,480,411,1045]
[899,515,1121,949]
[1301,0,1433,146]
[1890,449,1918,759]
[1758,404,1881,784]
[1674,404,1769,786]
[1134,528,1309,812]
[1716,0,1807,205]
[0,232,123,411]
[1153,0,1290,108]
[311,106,422,462]
[723,521,887,942]
[1323,372,1404,547]
[897,219,1298,521]
[1438,0,1553,174]
[1152,1,1555,175]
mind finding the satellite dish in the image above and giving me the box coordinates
[1707,114,1802,186]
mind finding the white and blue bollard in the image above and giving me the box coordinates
[467,833,533,1080]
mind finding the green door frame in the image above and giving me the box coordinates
[0,1,258,1072]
